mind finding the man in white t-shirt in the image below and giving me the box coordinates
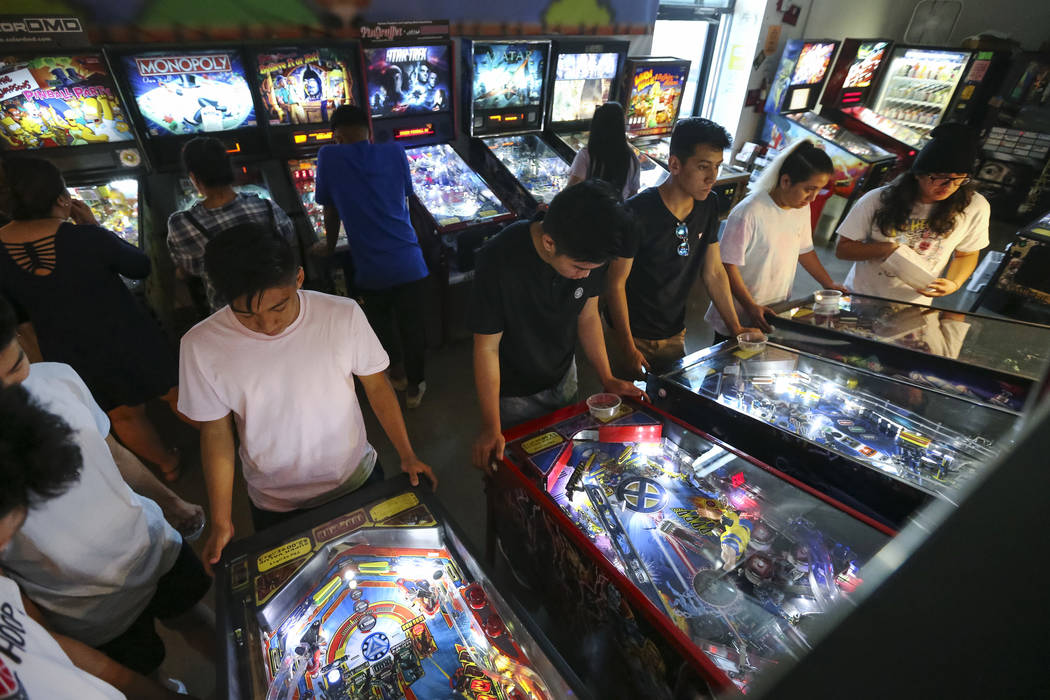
[179,223,437,572]
[836,123,990,305]
[0,298,213,679]
[0,384,190,700]
[705,141,847,340]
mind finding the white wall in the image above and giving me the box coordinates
[804,0,1050,50]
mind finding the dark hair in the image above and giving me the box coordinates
[2,157,66,220]
[0,295,16,350]
[204,222,298,308]
[669,118,732,165]
[778,141,834,185]
[0,383,83,519]
[586,102,632,197]
[181,137,234,188]
[331,104,369,131]
[873,172,976,238]
[544,179,630,263]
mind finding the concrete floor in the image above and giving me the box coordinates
[151,217,1016,698]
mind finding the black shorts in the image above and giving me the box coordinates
[95,539,211,675]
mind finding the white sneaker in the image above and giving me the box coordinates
[406,381,426,409]
[162,678,189,695]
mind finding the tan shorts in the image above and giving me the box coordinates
[604,316,687,378]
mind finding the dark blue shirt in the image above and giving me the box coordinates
[314,141,428,290]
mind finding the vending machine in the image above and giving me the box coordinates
[0,52,147,249]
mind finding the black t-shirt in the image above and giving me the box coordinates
[621,187,720,339]
[470,219,604,397]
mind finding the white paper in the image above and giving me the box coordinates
[881,244,936,291]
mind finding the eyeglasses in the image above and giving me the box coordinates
[924,174,970,187]
[675,221,689,257]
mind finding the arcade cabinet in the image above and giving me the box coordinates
[361,39,514,343]
[218,475,582,699]
[0,52,147,250]
[466,40,571,214]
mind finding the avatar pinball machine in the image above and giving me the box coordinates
[648,337,1021,528]
[487,399,892,697]
[466,40,572,214]
[771,291,1050,412]
[218,476,580,700]
[0,52,146,249]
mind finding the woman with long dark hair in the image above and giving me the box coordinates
[705,139,848,341]
[0,157,183,480]
[835,123,989,304]
[567,102,641,201]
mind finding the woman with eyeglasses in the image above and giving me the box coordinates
[835,123,989,304]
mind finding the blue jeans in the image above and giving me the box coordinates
[499,359,578,429]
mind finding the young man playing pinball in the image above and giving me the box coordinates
[605,117,761,378]
[470,179,646,471]
[312,104,431,408]
[179,223,436,572]
[0,384,191,699]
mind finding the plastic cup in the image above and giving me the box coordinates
[813,289,843,314]
[587,393,622,420]
[736,331,768,353]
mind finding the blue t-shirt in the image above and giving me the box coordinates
[314,142,428,289]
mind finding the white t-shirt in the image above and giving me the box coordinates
[1,363,181,646]
[178,291,390,512]
[837,186,990,305]
[568,146,641,201]
[704,190,815,335]
[0,575,125,699]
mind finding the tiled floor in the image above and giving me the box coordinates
[152,218,1019,697]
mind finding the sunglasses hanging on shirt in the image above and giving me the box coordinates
[675,221,689,257]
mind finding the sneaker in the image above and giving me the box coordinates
[406,381,426,409]
[162,678,189,695]
[389,374,408,392]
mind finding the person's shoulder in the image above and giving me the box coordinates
[302,289,362,314]
[967,190,991,215]
[24,362,92,404]
[625,186,659,210]
[181,309,234,348]
[26,361,81,386]
[856,186,887,207]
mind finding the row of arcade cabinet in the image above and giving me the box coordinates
[215,289,1049,698]
[760,37,1012,232]
[0,38,748,317]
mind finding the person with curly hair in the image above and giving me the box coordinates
[835,123,989,304]
[0,384,190,699]
[0,295,214,682]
